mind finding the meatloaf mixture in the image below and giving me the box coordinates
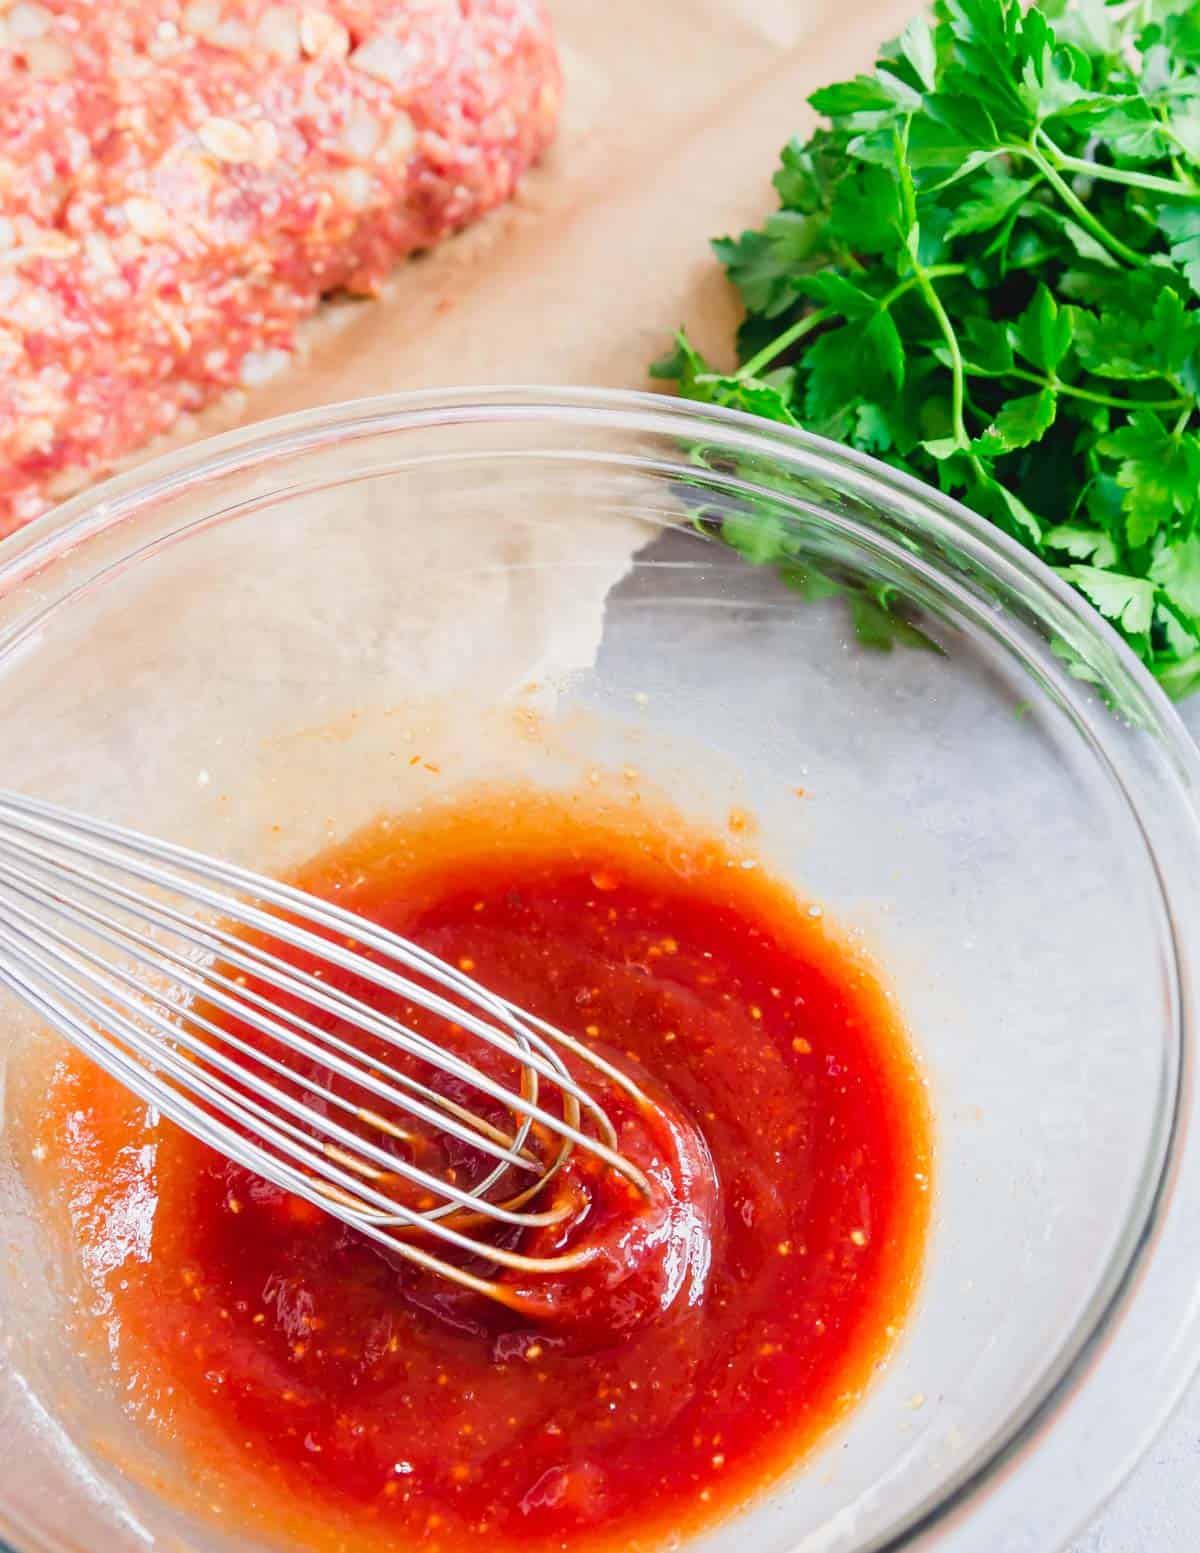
[0,0,559,534]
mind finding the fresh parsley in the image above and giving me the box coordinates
[652,0,1200,694]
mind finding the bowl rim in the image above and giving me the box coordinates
[0,382,1188,709]
[0,382,1184,676]
[2,385,1200,1553]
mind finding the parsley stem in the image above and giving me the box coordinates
[880,263,968,307]
[1172,407,1193,438]
[1024,144,1147,268]
[1037,140,1197,199]
[892,118,970,447]
[966,361,1187,411]
[1031,373,1187,412]
[915,269,969,446]
[737,265,969,383]
[736,307,833,380]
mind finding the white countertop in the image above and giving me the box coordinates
[1073,1384,1200,1552]
[1072,1375,1200,1551]
[1069,699,1200,1553]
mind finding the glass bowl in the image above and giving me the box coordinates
[2,388,1200,1553]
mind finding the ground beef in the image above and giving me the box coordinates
[0,0,559,534]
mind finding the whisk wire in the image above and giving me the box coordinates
[0,882,619,1276]
[0,848,543,1181]
[0,800,632,1169]
[0,791,653,1305]
[0,889,572,1229]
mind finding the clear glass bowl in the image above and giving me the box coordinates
[2,388,1200,1553]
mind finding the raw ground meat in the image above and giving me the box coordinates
[0,0,560,534]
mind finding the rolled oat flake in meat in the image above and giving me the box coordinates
[0,0,561,533]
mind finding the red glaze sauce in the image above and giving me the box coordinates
[31,788,931,1552]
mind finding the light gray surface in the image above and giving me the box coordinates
[1070,696,1200,1553]
[1073,1407,1200,1553]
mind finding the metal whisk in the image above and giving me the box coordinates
[0,791,652,1306]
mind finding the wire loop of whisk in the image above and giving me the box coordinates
[0,790,653,1304]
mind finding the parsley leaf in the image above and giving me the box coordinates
[654,0,1200,696]
[1011,285,1073,374]
[1159,202,1200,294]
[1097,410,1200,545]
[1059,565,1156,637]
[972,388,1057,452]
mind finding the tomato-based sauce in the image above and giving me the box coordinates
[30,788,931,1552]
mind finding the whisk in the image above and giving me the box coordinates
[0,790,652,1306]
